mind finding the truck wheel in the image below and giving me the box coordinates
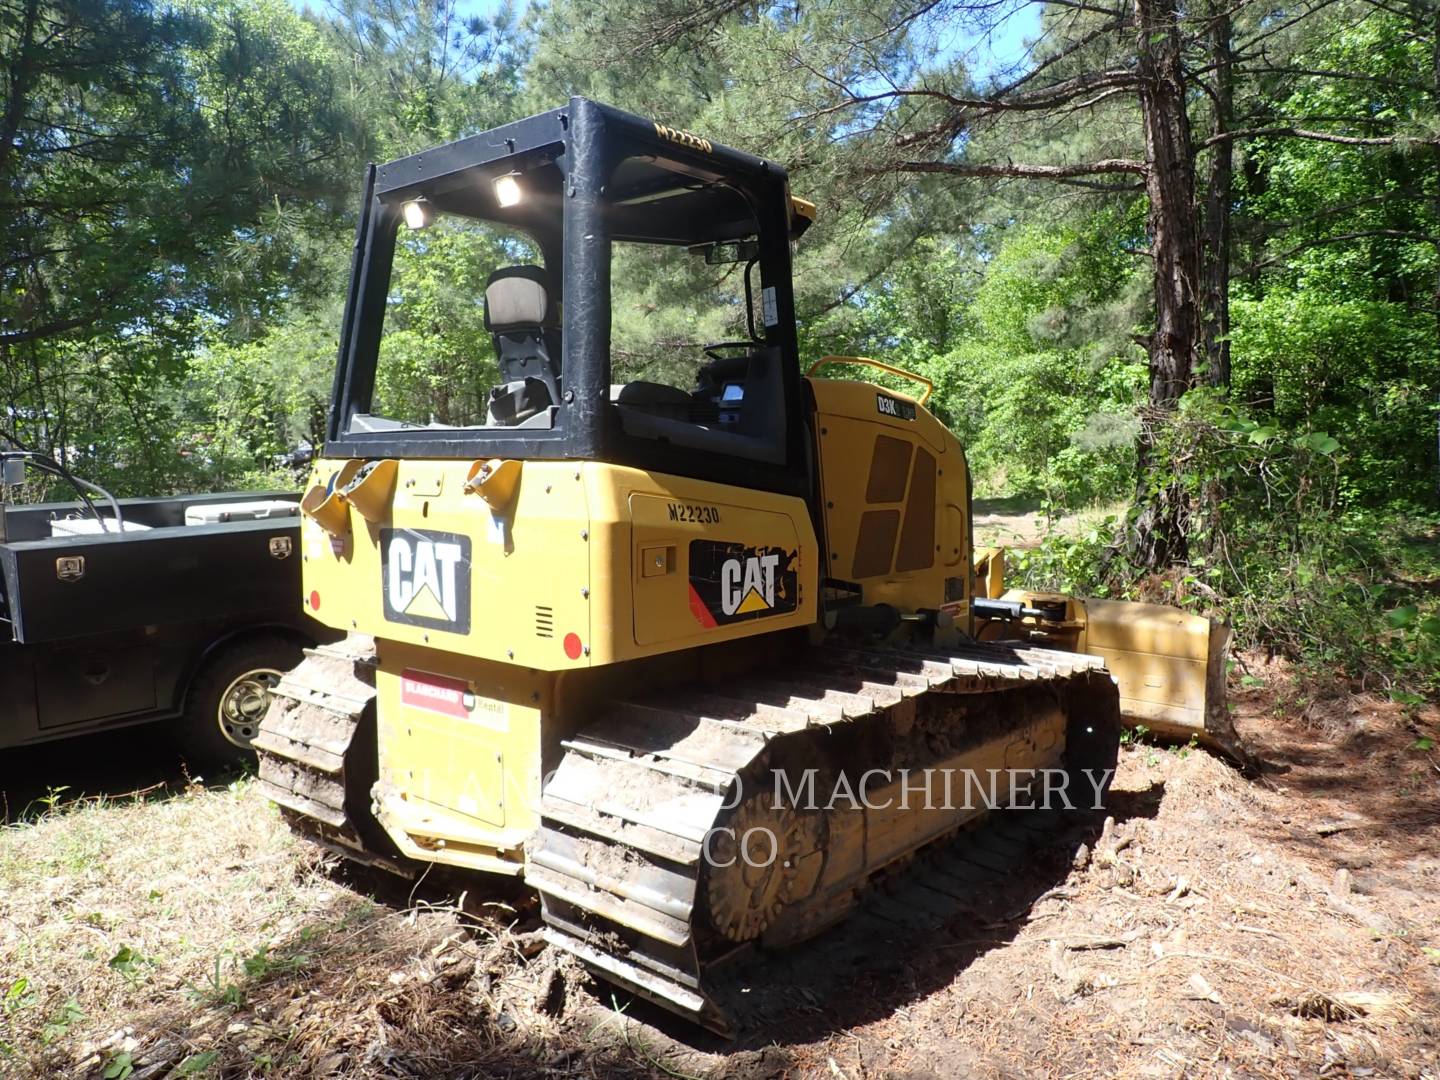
[179,635,304,768]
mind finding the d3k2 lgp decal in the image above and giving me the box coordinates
[688,540,799,628]
[381,528,472,634]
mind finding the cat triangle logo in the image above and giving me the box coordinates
[720,552,780,616]
[403,583,449,622]
[687,540,798,628]
[380,528,472,634]
[734,587,771,614]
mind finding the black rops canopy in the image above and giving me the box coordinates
[325,97,811,501]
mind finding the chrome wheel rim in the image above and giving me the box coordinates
[217,668,282,749]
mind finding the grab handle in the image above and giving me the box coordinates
[805,355,934,406]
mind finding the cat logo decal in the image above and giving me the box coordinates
[687,541,798,628]
[381,528,471,634]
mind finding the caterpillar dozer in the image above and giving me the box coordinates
[256,98,1230,1033]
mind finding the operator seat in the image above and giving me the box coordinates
[484,266,561,426]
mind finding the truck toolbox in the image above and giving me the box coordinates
[183,499,300,525]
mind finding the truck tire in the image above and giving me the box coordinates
[177,635,304,769]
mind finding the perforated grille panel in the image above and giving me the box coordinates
[865,435,913,503]
[895,448,936,572]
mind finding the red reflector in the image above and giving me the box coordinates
[563,632,583,660]
[309,590,321,611]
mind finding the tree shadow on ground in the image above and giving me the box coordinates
[602,785,1167,1056]
[23,881,693,1080]
[1239,696,1440,879]
[0,724,247,823]
[69,786,1166,1080]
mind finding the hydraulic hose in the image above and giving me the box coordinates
[0,439,124,532]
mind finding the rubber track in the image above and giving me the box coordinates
[532,638,1117,1033]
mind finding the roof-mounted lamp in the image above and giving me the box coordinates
[493,173,523,209]
[402,198,432,230]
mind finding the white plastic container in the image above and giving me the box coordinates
[49,518,152,537]
[183,500,300,525]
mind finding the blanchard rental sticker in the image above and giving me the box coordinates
[400,668,472,718]
[400,668,509,728]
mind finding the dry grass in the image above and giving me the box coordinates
[0,782,691,1079]
[971,498,1126,551]
[2,681,1438,1079]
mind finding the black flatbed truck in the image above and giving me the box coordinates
[0,490,337,764]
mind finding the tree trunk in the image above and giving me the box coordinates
[1200,2,1234,390]
[0,0,40,183]
[1430,0,1439,496]
[1131,0,1202,570]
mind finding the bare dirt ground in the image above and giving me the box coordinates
[2,669,1438,1079]
[971,498,1124,551]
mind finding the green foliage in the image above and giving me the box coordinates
[1240,12,1438,308]
[1008,519,1119,597]
[322,0,525,157]
[1230,294,1439,504]
[40,999,85,1045]
[608,237,787,394]
[107,944,154,987]
[3,977,35,1016]
[176,1051,221,1075]
[1118,724,1150,747]
[192,941,311,1011]
[1,0,367,494]
[372,216,535,425]
[920,222,1147,508]
[1099,392,1440,694]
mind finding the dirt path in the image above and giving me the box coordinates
[3,676,1437,1079]
[971,498,1124,552]
[751,684,1440,1078]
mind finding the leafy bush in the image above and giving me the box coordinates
[1230,293,1440,505]
[1056,391,1440,695]
[999,383,1438,696]
[1008,519,1120,597]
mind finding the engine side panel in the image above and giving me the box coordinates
[809,378,973,620]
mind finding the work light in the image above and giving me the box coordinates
[493,174,523,208]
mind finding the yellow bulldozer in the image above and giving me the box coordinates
[255,98,1232,1033]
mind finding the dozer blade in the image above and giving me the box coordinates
[529,639,1120,1034]
[975,548,1239,756]
[1078,598,1240,754]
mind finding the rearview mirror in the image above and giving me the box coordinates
[692,239,760,265]
[1,455,25,487]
